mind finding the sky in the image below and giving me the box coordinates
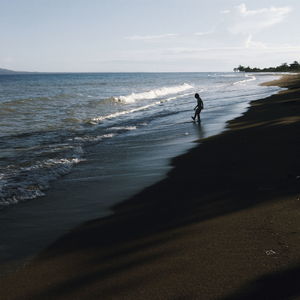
[0,0,300,72]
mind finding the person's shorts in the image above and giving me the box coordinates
[195,108,202,114]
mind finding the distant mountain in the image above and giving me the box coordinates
[0,68,17,74]
[0,68,36,74]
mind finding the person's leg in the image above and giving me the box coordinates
[192,111,196,120]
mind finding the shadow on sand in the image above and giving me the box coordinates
[222,264,300,300]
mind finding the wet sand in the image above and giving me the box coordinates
[0,74,300,299]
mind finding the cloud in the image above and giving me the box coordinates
[120,3,296,69]
[194,29,214,36]
[244,34,267,49]
[220,10,230,14]
[159,44,300,59]
[125,33,178,41]
[228,3,292,35]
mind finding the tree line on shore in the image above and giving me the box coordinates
[234,61,300,72]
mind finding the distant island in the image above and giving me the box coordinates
[0,68,37,75]
[0,68,19,74]
[234,60,300,72]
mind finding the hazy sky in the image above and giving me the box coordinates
[1,0,299,72]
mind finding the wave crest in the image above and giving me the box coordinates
[114,83,193,103]
[0,156,84,208]
[233,74,256,85]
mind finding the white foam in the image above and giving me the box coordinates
[0,157,84,208]
[220,74,239,77]
[88,103,158,124]
[115,83,193,103]
[233,74,256,85]
[22,157,84,172]
[109,126,137,131]
[89,92,192,124]
[73,134,115,143]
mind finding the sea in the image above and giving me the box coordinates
[0,72,283,271]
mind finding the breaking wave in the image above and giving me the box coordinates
[0,156,84,208]
[109,126,137,131]
[114,83,193,103]
[88,92,192,124]
[233,74,256,85]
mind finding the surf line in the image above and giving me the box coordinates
[233,74,256,85]
[115,83,194,103]
[88,92,194,124]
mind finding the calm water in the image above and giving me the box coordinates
[0,72,283,270]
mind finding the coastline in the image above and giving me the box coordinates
[0,72,276,273]
[0,74,299,299]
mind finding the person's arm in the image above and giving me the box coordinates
[194,105,198,110]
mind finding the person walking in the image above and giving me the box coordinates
[192,93,203,122]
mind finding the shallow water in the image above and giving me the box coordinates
[0,72,281,207]
[0,72,282,270]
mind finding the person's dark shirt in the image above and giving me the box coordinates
[197,97,203,109]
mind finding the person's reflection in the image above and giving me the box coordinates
[193,120,205,139]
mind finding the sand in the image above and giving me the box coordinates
[0,74,299,300]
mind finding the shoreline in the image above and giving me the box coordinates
[0,72,276,274]
[0,74,299,299]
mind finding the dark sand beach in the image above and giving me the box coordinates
[0,74,300,299]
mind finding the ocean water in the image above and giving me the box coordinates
[0,72,282,268]
[0,72,281,208]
